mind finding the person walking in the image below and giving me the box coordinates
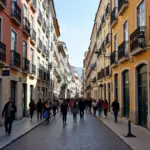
[29,99,36,120]
[71,101,78,123]
[97,99,102,118]
[103,99,108,118]
[88,98,92,114]
[2,98,17,135]
[111,99,120,123]
[43,101,50,122]
[52,100,57,117]
[92,100,97,116]
[61,100,68,127]
[78,98,85,119]
[36,99,43,121]
[68,99,73,112]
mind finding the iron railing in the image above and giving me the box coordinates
[22,58,30,72]
[11,50,21,68]
[23,17,30,36]
[0,41,6,62]
[30,28,36,43]
[111,7,118,25]
[118,0,128,13]
[111,50,118,65]
[118,41,128,60]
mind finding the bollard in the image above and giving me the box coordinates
[125,120,136,138]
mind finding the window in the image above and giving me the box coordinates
[30,15,34,29]
[123,21,128,41]
[114,74,118,99]
[37,57,40,69]
[24,4,28,18]
[11,30,17,51]
[30,48,34,64]
[137,1,145,27]
[114,34,118,51]
[23,41,27,58]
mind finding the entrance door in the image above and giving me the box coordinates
[108,83,111,112]
[123,70,130,118]
[11,81,16,104]
[22,84,27,117]
[30,85,33,101]
[138,64,148,127]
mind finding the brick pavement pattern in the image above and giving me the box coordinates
[3,114,131,150]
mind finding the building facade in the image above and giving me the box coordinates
[84,0,150,129]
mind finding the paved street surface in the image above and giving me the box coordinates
[3,113,131,150]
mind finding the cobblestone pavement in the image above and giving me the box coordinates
[3,113,131,150]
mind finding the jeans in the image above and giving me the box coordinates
[98,108,102,117]
[62,113,67,125]
[104,109,108,117]
[37,111,42,120]
[73,114,77,122]
[80,110,84,118]
[113,110,118,122]
[30,111,34,119]
[5,118,13,134]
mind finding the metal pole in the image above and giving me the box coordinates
[125,120,136,138]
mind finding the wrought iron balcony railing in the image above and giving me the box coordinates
[105,3,111,18]
[118,41,128,60]
[101,40,106,51]
[93,77,97,84]
[31,0,36,12]
[37,9,42,24]
[111,50,118,65]
[42,45,47,56]
[37,38,42,51]
[11,50,21,68]
[105,66,111,77]
[0,0,6,9]
[23,17,30,36]
[11,1,21,25]
[106,33,111,46]
[37,68,42,79]
[97,71,102,80]
[118,0,128,15]
[22,58,30,72]
[102,15,105,26]
[0,41,6,62]
[42,19,46,32]
[30,28,36,43]
[130,26,146,52]
[111,7,118,26]
[30,64,36,75]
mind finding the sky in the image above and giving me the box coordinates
[54,0,99,67]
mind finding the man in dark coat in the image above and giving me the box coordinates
[78,98,85,118]
[111,99,120,123]
[36,99,43,120]
[2,98,17,135]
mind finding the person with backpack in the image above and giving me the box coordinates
[71,101,78,123]
[111,99,120,123]
[36,99,43,121]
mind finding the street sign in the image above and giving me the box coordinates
[2,70,10,76]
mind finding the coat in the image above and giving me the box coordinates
[2,102,17,119]
[29,101,36,112]
[103,102,108,110]
[111,100,120,111]
[36,102,43,112]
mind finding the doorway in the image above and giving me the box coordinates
[22,83,27,117]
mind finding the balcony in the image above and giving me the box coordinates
[11,50,21,68]
[23,17,30,37]
[106,33,111,47]
[42,45,46,56]
[97,23,102,37]
[101,40,106,51]
[105,3,111,19]
[37,68,43,79]
[130,26,146,55]
[22,58,30,72]
[30,28,36,44]
[30,64,36,75]
[97,71,102,80]
[93,77,97,84]
[118,0,128,15]
[105,66,111,77]
[37,38,42,52]
[42,19,46,32]
[46,27,50,38]
[37,9,42,25]
[11,1,21,26]
[0,0,6,9]
[0,41,6,63]
[118,41,128,62]
[31,0,36,12]
[111,7,118,27]
[111,50,118,66]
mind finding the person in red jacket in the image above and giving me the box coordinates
[68,99,73,111]
[103,99,108,118]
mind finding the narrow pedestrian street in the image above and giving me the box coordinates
[3,114,131,150]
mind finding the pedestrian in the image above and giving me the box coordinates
[2,98,17,135]
[92,100,97,116]
[29,99,36,120]
[103,99,108,118]
[43,101,50,122]
[111,99,120,123]
[88,98,92,114]
[52,100,57,117]
[78,98,85,119]
[71,101,78,123]
[97,99,102,118]
[68,99,73,112]
[61,99,68,127]
[36,99,43,121]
